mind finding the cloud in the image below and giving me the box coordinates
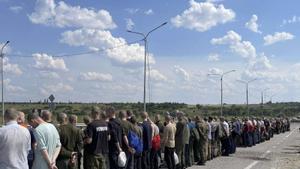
[3,79,26,93]
[281,16,300,26]
[211,30,256,59]
[3,57,22,75]
[61,29,155,68]
[125,8,139,14]
[174,65,190,81]
[33,53,68,71]
[80,72,113,81]
[149,69,168,82]
[9,6,23,13]
[249,53,272,70]
[263,32,294,46]
[208,67,223,75]
[245,15,261,33]
[144,9,154,15]
[29,0,116,29]
[40,82,73,95]
[171,0,235,32]
[208,53,220,61]
[125,18,134,30]
[39,71,60,79]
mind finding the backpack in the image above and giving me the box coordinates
[151,135,161,151]
[128,130,143,154]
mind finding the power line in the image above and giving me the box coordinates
[6,39,143,58]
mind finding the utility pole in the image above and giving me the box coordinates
[1,41,9,125]
[208,70,236,116]
[237,78,257,117]
[127,22,167,113]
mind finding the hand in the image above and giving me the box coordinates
[48,162,57,169]
[128,147,135,154]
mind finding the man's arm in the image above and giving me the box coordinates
[40,149,53,169]
[52,145,61,162]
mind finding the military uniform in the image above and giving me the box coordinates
[175,118,188,169]
[195,120,208,165]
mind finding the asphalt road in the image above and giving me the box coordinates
[187,123,300,169]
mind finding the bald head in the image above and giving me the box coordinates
[41,110,52,122]
[17,111,25,125]
[119,110,127,120]
[141,112,148,120]
[91,106,101,120]
[4,108,18,123]
[57,113,67,124]
[69,114,77,125]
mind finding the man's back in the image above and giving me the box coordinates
[86,120,109,155]
[33,123,61,169]
[58,124,83,159]
[0,121,31,169]
[142,120,153,151]
[163,122,176,148]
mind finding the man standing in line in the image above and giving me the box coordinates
[17,111,35,169]
[195,116,208,165]
[220,117,230,156]
[175,111,187,169]
[27,111,61,169]
[107,106,123,169]
[56,113,83,169]
[84,107,110,169]
[141,112,153,169]
[0,108,31,169]
[162,114,176,169]
[119,110,135,169]
[204,117,212,161]
[68,114,84,169]
[154,114,164,164]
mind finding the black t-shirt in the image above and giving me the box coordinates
[142,121,152,151]
[86,120,109,155]
[108,118,123,154]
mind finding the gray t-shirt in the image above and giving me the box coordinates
[32,123,61,169]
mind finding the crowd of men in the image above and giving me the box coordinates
[0,107,291,169]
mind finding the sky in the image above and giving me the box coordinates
[1,0,300,104]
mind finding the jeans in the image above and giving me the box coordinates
[142,150,150,169]
[150,149,158,169]
[165,147,175,169]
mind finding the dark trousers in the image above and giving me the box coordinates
[109,152,120,169]
[150,149,159,169]
[134,153,142,169]
[142,150,150,169]
[126,151,134,169]
[221,138,230,156]
[184,144,191,167]
[28,160,33,169]
[157,149,163,162]
[165,147,176,169]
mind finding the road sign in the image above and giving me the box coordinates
[49,94,55,102]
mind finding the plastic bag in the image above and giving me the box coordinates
[174,152,179,165]
[118,151,127,167]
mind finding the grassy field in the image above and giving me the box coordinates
[0,102,299,124]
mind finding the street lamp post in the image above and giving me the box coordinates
[127,22,167,112]
[261,88,269,117]
[1,41,9,125]
[208,70,236,116]
[237,78,257,116]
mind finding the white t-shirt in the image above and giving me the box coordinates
[0,121,31,169]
